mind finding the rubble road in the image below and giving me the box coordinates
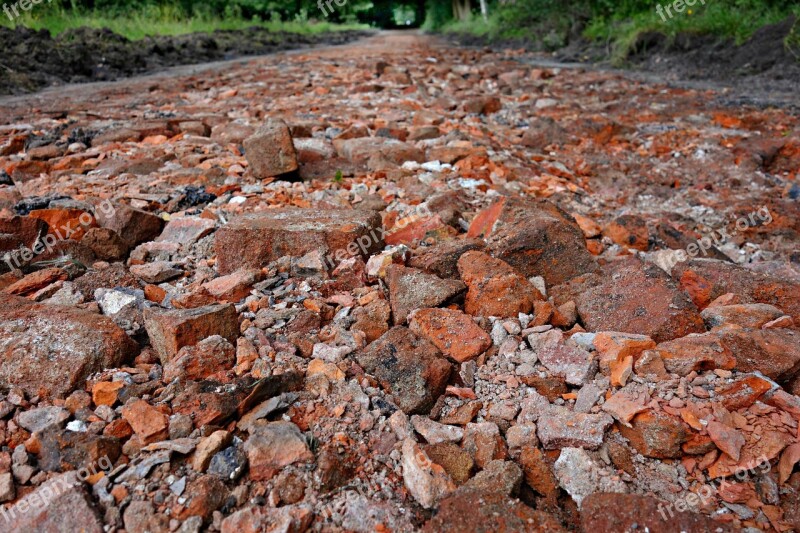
[0,31,799,533]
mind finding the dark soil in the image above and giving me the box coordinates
[448,15,800,107]
[0,26,372,95]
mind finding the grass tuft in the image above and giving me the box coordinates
[0,5,366,41]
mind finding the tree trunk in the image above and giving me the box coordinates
[478,0,488,21]
[452,0,472,21]
[416,0,426,26]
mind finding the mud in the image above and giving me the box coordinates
[0,26,372,95]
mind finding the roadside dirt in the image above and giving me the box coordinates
[0,26,372,95]
[451,15,800,109]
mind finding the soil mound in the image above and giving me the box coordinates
[0,26,371,95]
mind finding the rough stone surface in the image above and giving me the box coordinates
[555,257,705,343]
[408,307,491,362]
[244,420,313,481]
[143,304,239,364]
[214,209,383,275]
[581,493,739,532]
[554,447,627,507]
[385,264,465,325]
[458,250,544,318]
[537,406,613,450]
[0,472,103,532]
[468,196,597,286]
[0,296,138,398]
[243,119,299,178]
[356,327,451,414]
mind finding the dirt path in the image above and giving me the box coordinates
[1,30,800,532]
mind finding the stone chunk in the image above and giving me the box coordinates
[602,214,650,251]
[706,421,745,461]
[17,406,70,433]
[519,447,559,499]
[163,335,236,382]
[593,331,655,374]
[580,493,738,532]
[618,410,688,458]
[0,472,13,503]
[333,137,424,166]
[214,209,382,275]
[402,438,456,509]
[156,217,215,246]
[409,308,491,363]
[462,422,508,469]
[29,208,97,242]
[714,327,800,383]
[0,296,138,398]
[701,303,784,329]
[674,258,800,324]
[130,261,182,283]
[243,119,299,178]
[95,202,164,247]
[655,332,736,376]
[531,329,597,386]
[192,430,233,472]
[244,420,313,481]
[457,250,543,318]
[411,415,464,444]
[122,399,169,444]
[143,304,239,364]
[221,505,313,533]
[202,269,262,303]
[385,265,465,325]
[555,448,627,508]
[537,406,612,450]
[0,472,103,532]
[467,197,597,286]
[556,257,705,343]
[408,238,484,279]
[355,327,451,414]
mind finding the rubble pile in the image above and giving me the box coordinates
[0,32,799,531]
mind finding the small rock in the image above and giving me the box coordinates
[401,438,456,509]
[411,415,464,444]
[243,118,298,178]
[121,400,169,444]
[554,447,627,507]
[408,307,491,363]
[143,304,238,364]
[537,406,613,450]
[458,251,544,318]
[244,421,313,481]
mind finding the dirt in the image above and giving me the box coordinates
[0,26,373,95]
[450,15,800,109]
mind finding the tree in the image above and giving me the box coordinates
[452,0,471,21]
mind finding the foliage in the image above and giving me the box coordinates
[432,0,800,58]
[2,0,797,51]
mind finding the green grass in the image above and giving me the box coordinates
[585,3,800,64]
[434,2,800,64]
[440,17,494,38]
[0,5,367,40]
